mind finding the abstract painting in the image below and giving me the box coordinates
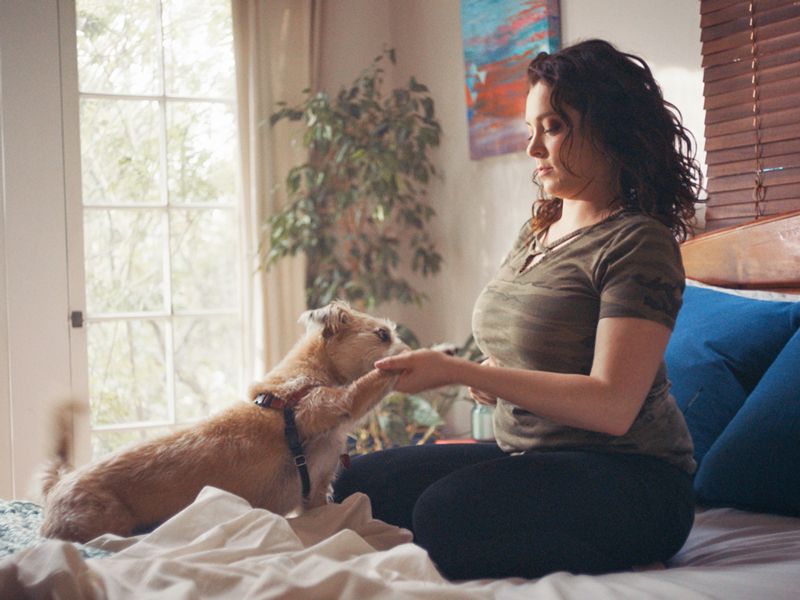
[461,0,561,160]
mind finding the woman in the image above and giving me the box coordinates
[333,39,703,580]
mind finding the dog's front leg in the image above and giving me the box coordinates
[296,369,398,436]
[342,369,399,422]
[305,485,330,510]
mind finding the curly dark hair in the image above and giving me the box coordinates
[527,39,702,241]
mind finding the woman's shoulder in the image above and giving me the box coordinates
[614,210,672,232]
[592,210,683,274]
[511,218,535,248]
[602,211,679,248]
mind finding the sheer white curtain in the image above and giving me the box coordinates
[232,0,320,375]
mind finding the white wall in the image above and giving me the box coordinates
[560,0,706,174]
[0,1,78,499]
[319,0,392,88]
[320,0,704,348]
[0,66,11,497]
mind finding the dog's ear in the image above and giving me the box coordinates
[298,301,352,338]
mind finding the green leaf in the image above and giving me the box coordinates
[374,122,390,137]
[405,395,443,427]
[421,97,434,120]
[393,89,410,105]
[287,169,302,194]
[334,142,350,164]
[269,110,287,126]
[409,77,428,93]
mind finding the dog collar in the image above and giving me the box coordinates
[254,389,312,503]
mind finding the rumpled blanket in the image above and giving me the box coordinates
[0,487,460,599]
[2,486,800,600]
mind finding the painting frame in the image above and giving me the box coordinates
[461,0,561,160]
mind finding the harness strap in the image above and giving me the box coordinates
[282,406,311,501]
[253,388,312,503]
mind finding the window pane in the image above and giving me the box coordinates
[162,0,235,98]
[81,98,162,205]
[91,427,172,459]
[84,209,167,314]
[87,319,170,426]
[76,0,243,460]
[166,101,237,205]
[170,208,239,312]
[174,315,241,422]
[76,0,161,95]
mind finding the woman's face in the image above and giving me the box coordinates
[525,82,615,205]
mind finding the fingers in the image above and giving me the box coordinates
[469,386,497,406]
[374,349,455,394]
[470,357,497,405]
[374,351,412,371]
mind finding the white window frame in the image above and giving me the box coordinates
[0,0,252,498]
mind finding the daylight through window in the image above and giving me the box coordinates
[76,0,243,457]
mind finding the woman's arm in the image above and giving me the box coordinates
[375,317,671,436]
[469,358,498,405]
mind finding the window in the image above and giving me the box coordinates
[700,0,800,230]
[76,0,244,457]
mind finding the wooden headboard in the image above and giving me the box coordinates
[681,210,800,294]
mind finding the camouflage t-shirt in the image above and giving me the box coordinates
[472,210,696,474]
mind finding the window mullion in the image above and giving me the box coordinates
[80,91,232,104]
[155,0,177,427]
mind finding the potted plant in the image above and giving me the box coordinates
[266,48,442,313]
[265,48,464,451]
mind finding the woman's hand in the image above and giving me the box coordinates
[379,319,671,436]
[374,349,461,394]
[469,358,498,406]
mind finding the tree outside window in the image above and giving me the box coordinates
[76,0,243,457]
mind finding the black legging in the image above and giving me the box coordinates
[332,443,694,580]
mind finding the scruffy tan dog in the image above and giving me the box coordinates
[40,302,408,543]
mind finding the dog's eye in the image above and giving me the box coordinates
[374,328,391,343]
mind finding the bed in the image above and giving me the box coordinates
[1,212,799,599]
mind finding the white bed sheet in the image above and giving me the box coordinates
[1,486,799,599]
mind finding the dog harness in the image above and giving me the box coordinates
[253,389,312,503]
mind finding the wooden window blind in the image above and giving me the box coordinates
[700,0,800,230]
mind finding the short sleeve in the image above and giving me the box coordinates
[499,220,534,269]
[594,220,684,329]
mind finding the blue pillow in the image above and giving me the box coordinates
[665,285,800,465]
[694,327,800,515]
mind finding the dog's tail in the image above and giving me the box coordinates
[41,400,84,498]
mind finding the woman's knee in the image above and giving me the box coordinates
[410,459,518,564]
[331,449,390,503]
